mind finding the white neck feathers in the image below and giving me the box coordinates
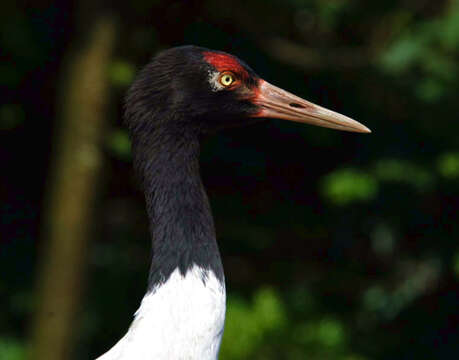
[96,265,226,360]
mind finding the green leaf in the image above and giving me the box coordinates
[416,78,445,102]
[379,35,425,73]
[316,318,345,347]
[437,152,459,179]
[0,338,26,360]
[109,60,135,87]
[220,288,286,360]
[106,129,132,160]
[373,159,434,191]
[321,169,378,206]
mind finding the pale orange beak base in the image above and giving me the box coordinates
[251,80,371,133]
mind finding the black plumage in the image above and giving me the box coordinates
[97,45,369,360]
[125,46,261,289]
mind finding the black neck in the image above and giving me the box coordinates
[132,127,224,290]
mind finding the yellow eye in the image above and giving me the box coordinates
[219,72,235,87]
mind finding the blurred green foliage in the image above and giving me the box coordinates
[437,152,459,179]
[0,338,26,360]
[321,169,378,206]
[373,159,434,191]
[109,60,136,88]
[221,287,368,360]
[106,129,131,160]
[380,0,459,102]
[221,288,286,359]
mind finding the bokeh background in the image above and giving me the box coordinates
[1,0,459,359]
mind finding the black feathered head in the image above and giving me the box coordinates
[125,45,370,137]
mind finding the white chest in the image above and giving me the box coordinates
[96,265,226,360]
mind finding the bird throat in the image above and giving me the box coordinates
[111,129,227,359]
[137,130,225,289]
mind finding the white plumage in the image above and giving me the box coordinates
[96,266,226,360]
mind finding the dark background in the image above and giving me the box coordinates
[1,0,458,359]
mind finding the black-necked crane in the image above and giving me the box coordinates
[96,45,370,360]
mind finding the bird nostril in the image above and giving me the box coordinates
[289,103,304,109]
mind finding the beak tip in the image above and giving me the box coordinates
[352,122,371,133]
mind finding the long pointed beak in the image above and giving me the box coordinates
[251,80,371,133]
